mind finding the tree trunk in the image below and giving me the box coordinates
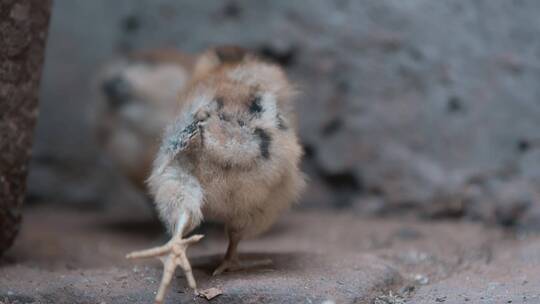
[0,0,51,255]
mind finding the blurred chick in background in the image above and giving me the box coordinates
[95,49,194,192]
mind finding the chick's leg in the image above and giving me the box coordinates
[213,227,274,276]
[126,213,203,304]
[213,228,242,276]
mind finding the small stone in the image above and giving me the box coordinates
[373,292,405,304]
[198,287,223,300]
[114,275,128,281]
[435,296,447,302]
[413,274,429,285]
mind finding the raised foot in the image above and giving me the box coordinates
[126,234,204,304]
[212,258,273,276]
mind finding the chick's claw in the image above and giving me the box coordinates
[126,234,204,304]
[212,257,241,276]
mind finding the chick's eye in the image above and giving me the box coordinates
[249,96,263,114]
[218,113,231,122]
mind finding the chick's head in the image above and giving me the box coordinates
[179,49,298,169]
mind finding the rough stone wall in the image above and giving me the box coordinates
[0,0,51,254]
[29,1,540,227]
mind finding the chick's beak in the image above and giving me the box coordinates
[194,108,210,122]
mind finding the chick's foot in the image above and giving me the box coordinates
[212,257,273,276]
[126,234,204,304]
[212,257,241,276]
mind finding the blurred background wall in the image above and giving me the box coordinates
[28,0,540,228]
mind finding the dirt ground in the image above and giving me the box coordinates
[1,204,540,304]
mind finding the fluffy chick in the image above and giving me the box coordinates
[95,49,194,190]
[126,47,306,303]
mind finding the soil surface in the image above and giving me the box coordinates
[1,206,539,304]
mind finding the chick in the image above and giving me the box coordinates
[126,47,306,303]
[95,49,194,190]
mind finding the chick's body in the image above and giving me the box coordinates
[153,69,304,236]
[127,48,305,303]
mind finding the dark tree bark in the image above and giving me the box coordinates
[0,0,51,255]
